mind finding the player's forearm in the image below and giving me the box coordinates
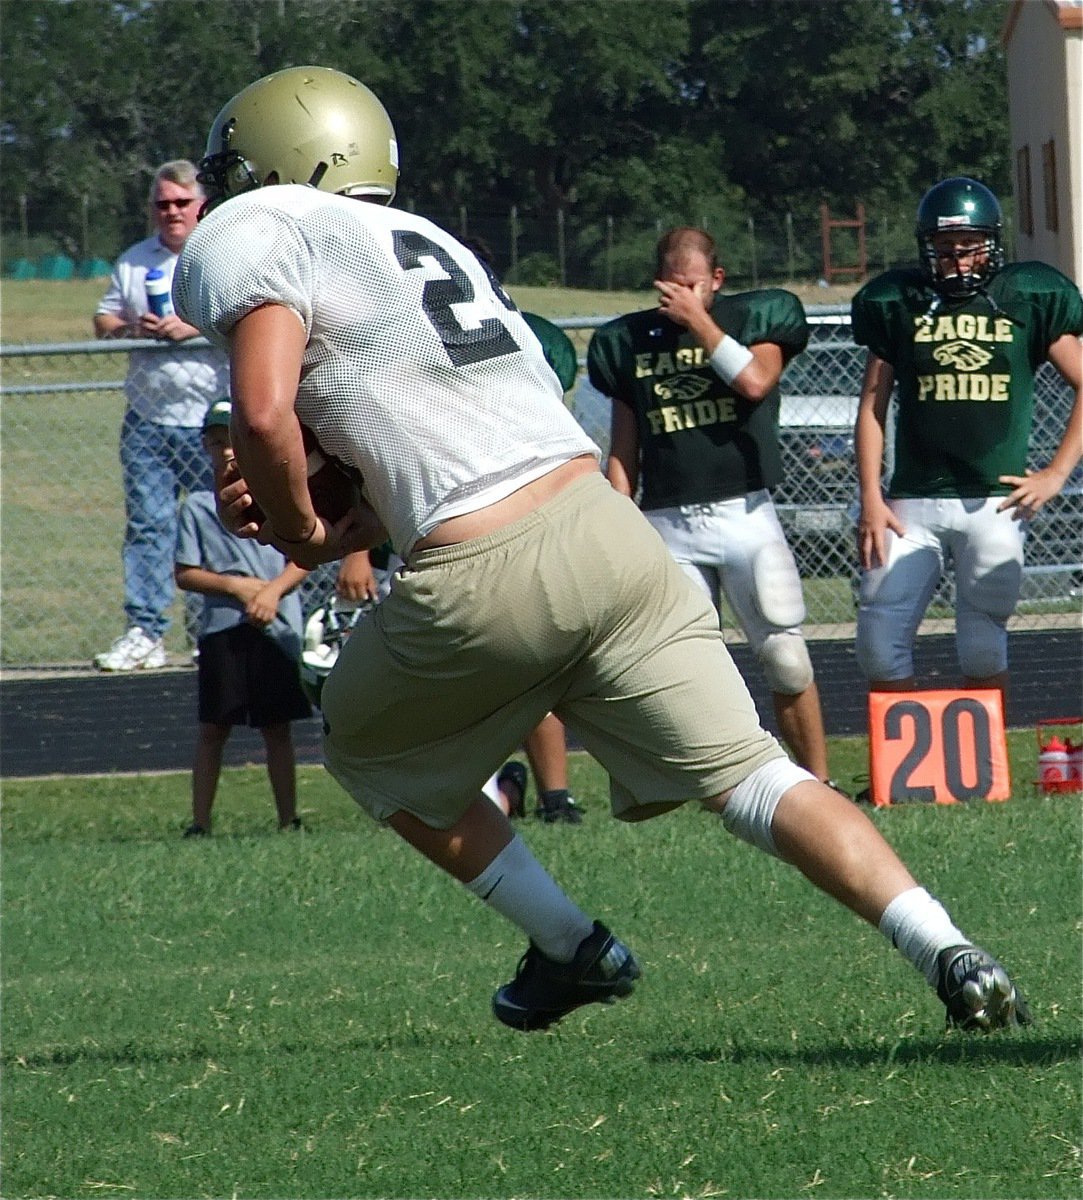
[854,355,894,499]
[229,305,317,542]
[680,305,724,357]
[606,400,640,496]
[231,417,317,543]
[689,314,781,401]
[854,408,887,500]
[1045,389,1083,483]
[604,453,636,497]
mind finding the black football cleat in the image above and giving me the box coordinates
[936,944,1032,1031]
[493,921,640,1031]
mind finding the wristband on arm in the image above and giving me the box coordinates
[709,335,754,384]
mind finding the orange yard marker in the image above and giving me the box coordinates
[867,689,1010,807]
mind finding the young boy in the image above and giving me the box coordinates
[175,398,313,836]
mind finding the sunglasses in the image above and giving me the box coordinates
[154,197,195,212]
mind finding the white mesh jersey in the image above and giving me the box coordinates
[174,187,599,554]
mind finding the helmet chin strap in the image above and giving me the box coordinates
[975,285,1024,327]
[920,287,1022,328]
[919,291,945,327]
[919,249,1022,329]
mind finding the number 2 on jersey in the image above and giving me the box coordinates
[392,230,520,367]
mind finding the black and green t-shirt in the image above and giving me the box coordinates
[851,262,1082,498]
[587,289,808,508]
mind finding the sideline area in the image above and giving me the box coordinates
[3,630,1079,779]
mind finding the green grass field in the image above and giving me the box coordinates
[3,735,1080,1200]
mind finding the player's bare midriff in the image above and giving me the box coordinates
[411,455,598,554]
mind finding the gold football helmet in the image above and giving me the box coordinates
[198,66,398,209]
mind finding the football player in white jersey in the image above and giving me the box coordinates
[173,66,1031,1034]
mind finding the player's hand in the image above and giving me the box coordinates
[997,468,1065,520]
[654,279,706,329]
[216,459,265,538]
[857,497,905,570]
[335,551,380,602]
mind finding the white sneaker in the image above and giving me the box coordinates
[94,627,167,671]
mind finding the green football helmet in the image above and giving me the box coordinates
[915,177,1004,297]
[198,66,398,210]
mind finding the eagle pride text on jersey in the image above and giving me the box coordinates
[851,262,1083,498]
[588,289,808,508]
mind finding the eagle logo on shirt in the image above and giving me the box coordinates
[932,341,993,372]
[654,374,711,402]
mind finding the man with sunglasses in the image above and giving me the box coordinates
[94,160,229,671]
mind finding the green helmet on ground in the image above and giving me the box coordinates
[299,594,376,710]
[915,176,1004,297]
[198,66,398,210]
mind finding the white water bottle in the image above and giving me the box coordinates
[145,268,173,318]
[1038,735,1069,791]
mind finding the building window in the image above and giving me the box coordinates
[1041,140,1059,232]
[1016,146,1034,238]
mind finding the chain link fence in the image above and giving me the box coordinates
[2,308,1079,668]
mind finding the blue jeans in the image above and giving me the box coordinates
[120,411,212,639]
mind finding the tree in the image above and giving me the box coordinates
[0,0,1012,281]
[896,0,1010,192]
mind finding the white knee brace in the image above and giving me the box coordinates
[721,756,816,858]
[760,631,814,695]
[752,542,806,629]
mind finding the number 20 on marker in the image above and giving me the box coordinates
[867,690,1011,807]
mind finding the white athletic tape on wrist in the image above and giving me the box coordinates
[721,756,816,858]
[709,335,754,384]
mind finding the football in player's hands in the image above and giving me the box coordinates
[301,423,362,525]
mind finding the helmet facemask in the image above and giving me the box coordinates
[915,177,1004,298]
[197,119,263,213]
[918,227,1003,298]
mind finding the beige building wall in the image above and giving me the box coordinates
[1003,0,1082,283]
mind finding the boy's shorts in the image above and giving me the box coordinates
[198,623,312,728]
[322,471,783,828]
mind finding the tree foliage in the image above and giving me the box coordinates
[0,0,1011,282]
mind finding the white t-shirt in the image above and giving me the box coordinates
[174,188,599,555]
[96,235,229,426]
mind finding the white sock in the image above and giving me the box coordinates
[878,886,970,986]
[464,835,594,962]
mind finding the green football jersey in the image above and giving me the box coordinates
[587,289,809,508]
[523,311,578,392]
[851,262,1083,498]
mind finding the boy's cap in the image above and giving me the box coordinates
[203,398,232,430]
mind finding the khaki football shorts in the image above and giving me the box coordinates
[322,470,784,827]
